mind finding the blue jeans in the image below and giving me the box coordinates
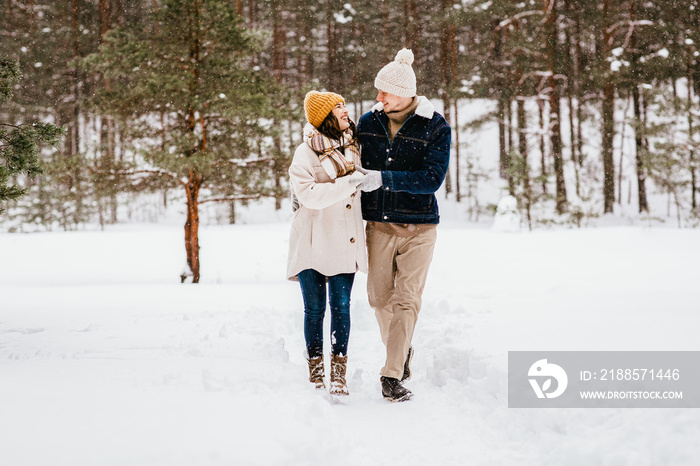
[297,269,355,358]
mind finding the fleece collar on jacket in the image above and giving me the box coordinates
[371,96,434,119]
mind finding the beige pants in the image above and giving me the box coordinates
[366,222,437,379]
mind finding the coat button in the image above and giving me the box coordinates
[346,204,351,209]
[350,237,355,243]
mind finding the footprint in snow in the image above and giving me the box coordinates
[5,328,44,335]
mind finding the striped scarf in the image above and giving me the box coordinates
[304,123,361,180]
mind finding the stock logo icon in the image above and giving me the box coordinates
[528,359,568,399]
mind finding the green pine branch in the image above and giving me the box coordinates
[1,59,66,214]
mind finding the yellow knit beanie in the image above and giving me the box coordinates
[304,90,345,128]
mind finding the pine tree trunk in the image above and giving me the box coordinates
[568,94,579,196]
[183,171,202,283]
[350,18,358,94]
[601,0,616,214]
[443,96,452,195]
[544,0,567,213]
[303,9,313,81]
[381,2,390,63]
[506,99,515,195]
[100,0,117,224]
[572,0,584,169]
[492,19,509,182]
[518,97,531,229]
[71,0,84,225]
[632,85,648,213]
[564,0,580,197]
[602,81,616,213]
[248,0,258,66]
[404,1,420,57]
[499,97,508,180]
[181,0,203,283]
[271,4,285,211]
[538,96,547,195]
[628,3,647,214]
[248,0,257,27]
[688,49,697,211]
[327,1,337,90]
[575,68,584,169]
[570,2,585,167]
[617,93,632,205]
[115,0,124,26]
[100,0,112,36]
[153,0,159,33]
[274,131,283,210]
[70,0,81,158]
[453,99,461,203]
[440,0,456,196]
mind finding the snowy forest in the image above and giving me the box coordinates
[3,3,700,463]
[2,0,699,233]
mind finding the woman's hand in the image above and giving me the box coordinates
[344,171,365,187]
[357,170,382,192]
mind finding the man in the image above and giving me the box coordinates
[357,49,451,402]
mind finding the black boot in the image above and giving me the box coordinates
[381,376,413,402]
[401,346,414,382]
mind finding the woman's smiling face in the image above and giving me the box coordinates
[332,102,350,131]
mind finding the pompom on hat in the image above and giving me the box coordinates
[304,90,345,128]
[374,48,417,98]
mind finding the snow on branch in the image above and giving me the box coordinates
[517,70,567,88]
[496,10,544,31]
[606,20,654,48]
[226,156,274,167]
[511,46,543,58]
[8,0,35,12]
[126,169,187,187]
[199,194,262,205]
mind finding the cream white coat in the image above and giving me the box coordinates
[286,142,368,281]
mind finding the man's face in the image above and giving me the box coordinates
[376,90,413,113]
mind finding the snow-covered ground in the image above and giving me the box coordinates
[2,206,699,465]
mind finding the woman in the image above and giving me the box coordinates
[287,90,367,396]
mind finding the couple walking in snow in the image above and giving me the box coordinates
[286,49,451,402]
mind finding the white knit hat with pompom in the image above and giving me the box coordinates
[374,48,417,98]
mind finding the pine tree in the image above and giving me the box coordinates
[84,0,280,283]
[1,58,64,215]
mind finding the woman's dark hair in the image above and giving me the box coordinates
[317,110,356,141]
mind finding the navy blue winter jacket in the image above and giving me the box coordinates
[357,97,451,224]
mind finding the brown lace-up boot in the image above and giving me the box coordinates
[330,354,349,396]
[307,355,326,390]
[381,376,413,402]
